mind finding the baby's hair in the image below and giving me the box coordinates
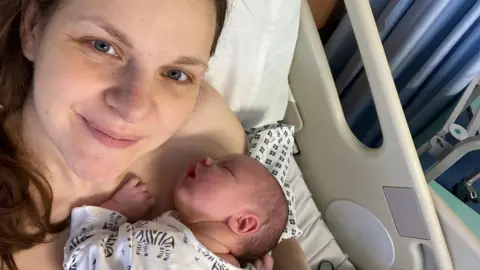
[237,160,289,262]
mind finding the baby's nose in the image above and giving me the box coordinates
[200,157,214,166]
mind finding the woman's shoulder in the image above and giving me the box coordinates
[175,83,246,156]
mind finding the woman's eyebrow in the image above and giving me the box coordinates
[77,16,134,48]
[100,23,134,48]
[172,56,208,70]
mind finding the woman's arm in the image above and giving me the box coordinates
[175,82,246,155]
[308,0,339,29]
[272,238,310,270]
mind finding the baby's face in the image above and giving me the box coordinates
[174,155,260,223]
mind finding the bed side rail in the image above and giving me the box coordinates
[288,0,453,269]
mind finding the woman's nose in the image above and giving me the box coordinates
[104,78,155,123]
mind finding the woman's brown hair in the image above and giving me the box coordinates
[0,0,228,269]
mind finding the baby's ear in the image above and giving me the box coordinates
[227,212,260,236]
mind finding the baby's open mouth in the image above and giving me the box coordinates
[186,163,197,179]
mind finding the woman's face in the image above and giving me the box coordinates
[23,0,217,181]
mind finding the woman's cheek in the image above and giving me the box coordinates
[37,46,113,104]
[153,85,199,134]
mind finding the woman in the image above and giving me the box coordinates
[0,0,308,269]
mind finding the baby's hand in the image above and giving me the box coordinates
[101,178,155,221]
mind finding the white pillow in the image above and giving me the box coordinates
[206,0,301,129]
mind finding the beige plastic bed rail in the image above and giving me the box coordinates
[288,0,453,269]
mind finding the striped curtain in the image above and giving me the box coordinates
[326,0,480,148]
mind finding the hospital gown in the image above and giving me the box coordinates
[63,206,255,270]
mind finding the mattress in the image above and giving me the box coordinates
[287,157,355,270]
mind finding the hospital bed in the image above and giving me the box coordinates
[208,0,480,269]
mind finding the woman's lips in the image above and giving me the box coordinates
[81,116,141,149]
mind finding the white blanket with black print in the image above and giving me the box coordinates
[63,206,255,270]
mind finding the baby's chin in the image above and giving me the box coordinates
[173,188,196,221]
[173,182,190,210]
[174,175,190,196]
[173,173,205,214]
[175,171,199,194]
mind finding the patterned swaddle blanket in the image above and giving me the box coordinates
[64,207,255,270]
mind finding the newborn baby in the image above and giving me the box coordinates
[63,154,288,270]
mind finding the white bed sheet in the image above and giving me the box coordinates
[287,157,355,270]
[206,0,300,129]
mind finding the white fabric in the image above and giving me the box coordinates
[63,207,255,270]
[207,0,301,129]
[286,159,355,270]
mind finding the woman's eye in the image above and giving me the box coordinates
[91,40,117,56]
[165,69,189,82]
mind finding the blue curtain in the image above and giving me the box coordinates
[326,0,480,148]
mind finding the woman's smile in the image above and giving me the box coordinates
[79,114,142,149]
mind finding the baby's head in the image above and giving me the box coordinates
[174,154,288,261]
